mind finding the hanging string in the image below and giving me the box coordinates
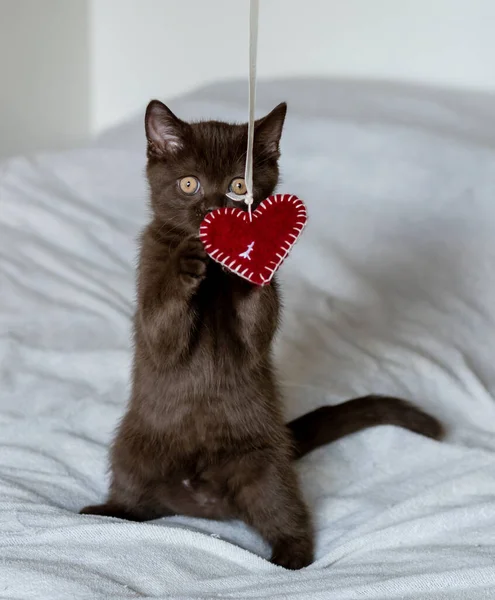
[244,0,259,222]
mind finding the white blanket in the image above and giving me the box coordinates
[2,79,495,599]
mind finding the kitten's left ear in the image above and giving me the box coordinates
[145,100,188,158]
[255,102,287,157]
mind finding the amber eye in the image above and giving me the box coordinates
[178,176,200,195]
[229,178,247,196]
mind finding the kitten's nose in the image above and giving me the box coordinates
[205,193,227,213]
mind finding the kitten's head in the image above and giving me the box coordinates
[144,100,287,234]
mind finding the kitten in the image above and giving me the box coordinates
[80,100,443,569]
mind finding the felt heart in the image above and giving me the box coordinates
[199,194,307,286]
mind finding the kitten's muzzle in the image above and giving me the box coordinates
[204,196,248,214]
[202,192,225,214]
[203,192,243,214]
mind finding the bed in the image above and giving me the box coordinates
[2,78,495,599]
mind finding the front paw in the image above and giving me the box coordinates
[176,236,209,287]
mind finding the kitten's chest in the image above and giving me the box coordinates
[194,265,256,335]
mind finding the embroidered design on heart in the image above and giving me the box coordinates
[199,194,307,286]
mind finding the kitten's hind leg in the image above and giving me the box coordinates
[232,462,313,570]
[80,501,173,521]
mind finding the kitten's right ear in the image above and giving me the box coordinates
[145,100,187,157]
[254,102,287,158]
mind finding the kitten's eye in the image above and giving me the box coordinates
[178,176,200,195]
[229,178,247,196]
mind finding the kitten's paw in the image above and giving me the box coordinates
[270,536,313,570]
[80,503,120,517]
[176,236,209,287]
[79,503,151,521]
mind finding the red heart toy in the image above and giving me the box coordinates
[199,194,307,286]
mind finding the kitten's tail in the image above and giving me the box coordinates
[288,395,444,460]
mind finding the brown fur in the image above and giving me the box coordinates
[81,100,443,570]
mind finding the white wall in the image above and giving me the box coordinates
[88,0,249,134]
[0,0,89,158]
[1,0,495,155]
[89,0,495,134]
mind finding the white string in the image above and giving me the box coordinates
[244,0,259,222]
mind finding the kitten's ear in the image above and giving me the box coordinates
[145,100,187,157]
[254,102,287,157]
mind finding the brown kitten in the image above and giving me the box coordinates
[80,100,443,570]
